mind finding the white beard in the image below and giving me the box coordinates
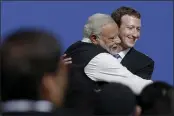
[98,39,118,55]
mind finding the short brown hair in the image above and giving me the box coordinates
[111,6,141,27]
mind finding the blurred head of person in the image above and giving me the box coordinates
[167,88,174,116]
[1,28,68,107]
[138,81,173,115]
[94,83,141,116]
[111,6,141,51]
[82,13,121,55]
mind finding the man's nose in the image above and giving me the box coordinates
[132,33,138,38]
[132,30,139,39]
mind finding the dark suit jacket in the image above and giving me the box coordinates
[121,48,154,80]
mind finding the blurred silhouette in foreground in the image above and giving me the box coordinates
[0,28,75,116]
[94,83,141,116]
[138,81,174,116]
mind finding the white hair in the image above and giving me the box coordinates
[82,13,116,43]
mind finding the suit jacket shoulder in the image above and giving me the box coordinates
[121,48,154,79]
[131,48,154,63]
[122,48,154,66]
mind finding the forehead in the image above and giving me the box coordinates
[121,15,141,27]
[101,23,119,37]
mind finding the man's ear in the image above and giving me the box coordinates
[89,35,98,44]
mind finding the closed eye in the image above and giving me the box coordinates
[109,37,115,40]
[127,26,134,30]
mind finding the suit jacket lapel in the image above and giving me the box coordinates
[121,48,137,73]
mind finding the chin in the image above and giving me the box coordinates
[126,43,135,48]
[127,41,136,47]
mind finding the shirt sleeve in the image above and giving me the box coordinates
[84,53,153,94]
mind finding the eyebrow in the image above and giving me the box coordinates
[126,25,141,28]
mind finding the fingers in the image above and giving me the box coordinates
[63,58,72,64]
[64,61,72,65]
[62,54,67,57]
[63,57,72,62]
[61,54,72,65]
[60,54,67,60]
